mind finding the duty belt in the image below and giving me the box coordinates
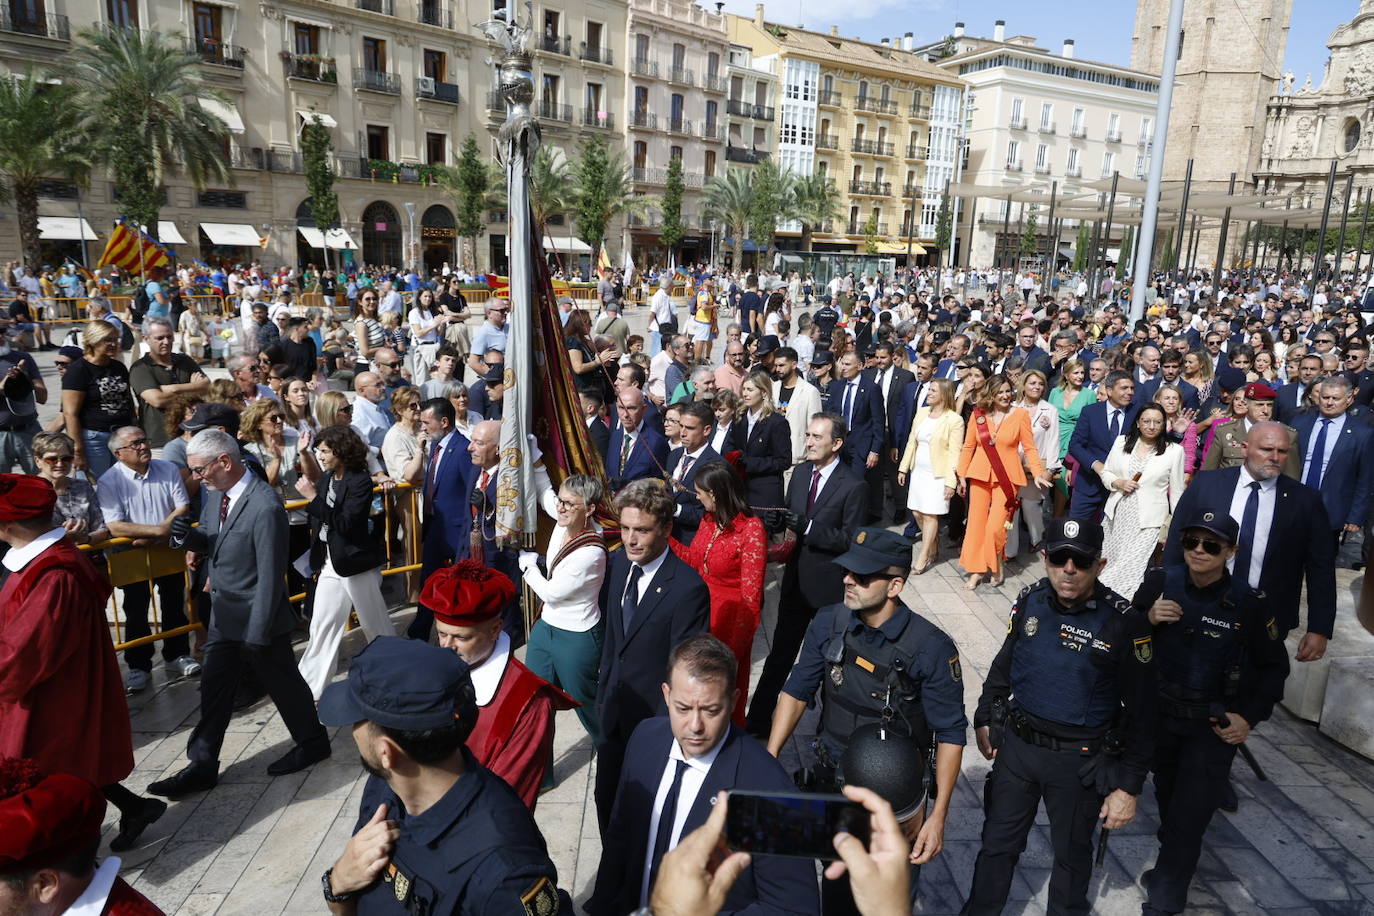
[1158,695,1215,720]
[1008,717,1102,756]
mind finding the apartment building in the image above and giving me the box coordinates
[727,4,965,259]
[0,0,626,271]
[723,41,777,172]
[623,0,728,265]
[919,20,1160,268]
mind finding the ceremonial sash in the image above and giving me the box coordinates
[972,408,1021,527]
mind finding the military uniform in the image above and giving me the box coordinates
[1199,418,1300,478]
[965,519,1156,916]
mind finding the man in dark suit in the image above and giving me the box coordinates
[1067,370,1138,520]
[468,362,505,420]
[604,387,670,490]
[154,430,330,797]
[891,354,936,466]
[1134,350,1200,411]
[407,398,475,640]
[588,635,820,916]
[746,412,867,736]
[826,352,883,477]
[1131,344,1163,387]
[665,402,720,544]
[595,479,710,831]
[866,342,916,524]
[933,334,971,381]
[1340,339,1374,405]
[1011,325,1051,375]
[1164,422,1336,663]
[580,389,611,459]
[1293,376,1374,546]
[1276,354,1323,423]
[468,418,524,645]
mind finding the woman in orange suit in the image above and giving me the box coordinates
[956,374,1053,591]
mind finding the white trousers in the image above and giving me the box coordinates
[298,555,396,699]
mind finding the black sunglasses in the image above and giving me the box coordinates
[1181,535,1225,556]
[1045,549,1095,568]
[848,570,898,587]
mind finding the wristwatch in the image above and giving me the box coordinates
[322,867,358,904]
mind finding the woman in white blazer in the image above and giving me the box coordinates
[1098,403,1186,598]
[897,378,964,574]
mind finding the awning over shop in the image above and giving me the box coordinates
[875,241,925,255]
[325,228,357,250]
[198,97,245,133]
[200,222,261,247]
[543,235,591,253]
[140,221,187,244]
[297,110,338,129]
[37,217,98,241]
[298,227,327,249]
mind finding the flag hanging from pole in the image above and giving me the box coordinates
[596,244,612,272]
[622,248,636,285]
[96,220,172,273]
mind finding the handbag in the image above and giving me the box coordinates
[972,408,1022,530]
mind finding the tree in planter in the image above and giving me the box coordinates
[0,73,90,270]
[704,169,752,270]
[792,172,840,253]
[934,194,953,268]
[1020,211,1039,257]
[301,114,339,271]
[747,158,795,258]
[432,134,494,271]
[66,27,230,244]
[863,212,880,256]
[570,135,652,270]
[659,155,686,265]
[1073,222,1092,271]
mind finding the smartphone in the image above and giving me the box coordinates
[724,790,870,861]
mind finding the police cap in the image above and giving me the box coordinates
[181,401,241,435]
[1042,517,1104,561]
[318,636,478,731]
[834,527,914,575]
[810,350,834,367]
[756,335,781,356]
[1182,507,1239,546]
[819,294,833,304]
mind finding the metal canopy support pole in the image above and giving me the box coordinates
[1248,220,1261,280]
[1312,160,1339,286]
[1185,213,1199,277]
[1213,171,1237,291]
[1042,180,1059,292]
[1172,159,1194,279]
[1355,188,1370,282]
[1336,171,1355,278]
[1086,218,1104,300]
[1100,172,1120,298]
[1000,194,1013,292]
[1130,1,1184,320]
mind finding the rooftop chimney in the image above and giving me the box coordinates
[903,31,913,51]
[953,21,965,38]
[993,19,1005,42]
[881,37,890,47]
[754,2,764,27]
[830,24,839,36]
[1062,38,1075,58]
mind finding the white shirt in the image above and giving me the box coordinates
[427,430,455,482]
[522,522,606,632]
[98,458,189,527]
[1227,465,1278,588]
[66,857,122,916]
[651,288,675,327]
[379,288,404,315]
[803,459,841,535]
[624,543,670,605]
[674,443,710,483]
[640,729,730,905]
[469,631,512,706]
[1302,413,1345,485]
[351,396,391,450]
[1105,406,1126,438]
[2,526,66,572]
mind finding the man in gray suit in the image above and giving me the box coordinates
[151,429,330,797]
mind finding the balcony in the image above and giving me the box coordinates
[579,42,613,66]
[416,77,459,104]
[1106,129,1122,143]
[817,90,843,107]
[582,107,614,129]
[1137,135,1150,148]
[848,220,888,235]
[849,180,891,196]
[230,146,304,173]
[418,4,452,26]
[537,33,570,54]
[668,66,694,86]
[816,134,840,150]
[538,100,573,122]
[189,37,245,68]
[1070,124,1086,138]
[905,144,927,159]
[486,91,504,112]
[855,96,899,116]
[726,146,769,164]
[1005,159,1023,172]
[286,54,338,83]
[666,117,693,136]
[355,0,394,13]
[0,9,70,39]
[354,68,400,94]
[1066,164,1082,178]
[909,103,930,120]
[632,58,660,79]
[631,168,706,188]
[851,138,894,157]
[362,160,442,184]
[1009,116,1026,130]
[1038,121,1056,135]
[901,183,921,197]
[630,110,657,130]
[1034,162,1050,175]
[701,121,724,142]
[703,74,726,93]
[727,99,774,120]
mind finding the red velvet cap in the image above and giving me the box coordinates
[0,475,56,522]
[0,758,106,874]
[421,559,516,626]
[1243,382,1277,401]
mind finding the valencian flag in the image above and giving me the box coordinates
[484,273,572,298]
[96,220,172,273]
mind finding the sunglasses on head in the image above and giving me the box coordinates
[1181,535,1225,555]
[1045,549,1095,568]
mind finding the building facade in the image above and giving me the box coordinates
[727,4,966,260]
[1,0,627,271]
[928,21,1160,268]
[723,42,777,174]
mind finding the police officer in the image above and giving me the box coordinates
[765,527,967,915]
[964,517,1157,916]
[813,294,841,344]
[318,637,570,916]
[1132,509,1289,916]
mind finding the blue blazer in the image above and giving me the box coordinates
[604,425,670,483]
[1067,400,1138,498]
[1274,381,1308,424]
[469,380,504,420]
[665,445,721,544]
[825,375,884,464]
[1015,345,1051,375]
[587,718,821,916]
[1292,413,1374,530]
[933,358,962,381]
[1163,467,1336,637]
[422,430,475,567]
[892,378,930,457]
[1134,376,1200,411]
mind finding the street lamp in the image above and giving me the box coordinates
[403,201,417,270]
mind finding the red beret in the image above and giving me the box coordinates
[421,559,516,627]
[0,475,55,523]
[0,758,106,874]
[1243,382,1277,401]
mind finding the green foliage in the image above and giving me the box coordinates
[659,155,685,257]
[1073,223,1092,271]
[704,169,753,268]
[428,134,495,269]
[792,172,841,253]
[747,158,796,256]
[1020,212,1039,256]
[301,115,339,250]
[570,135,651,268]
[934,194,953,253]
[1116,226,1134,279]
[1158,228,1176,271]
[863,212,880,255]
[530,146,572,230]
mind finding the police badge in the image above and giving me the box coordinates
[1024,616,1039,637]
[829,663,844,686]
[1133,636,1153,663]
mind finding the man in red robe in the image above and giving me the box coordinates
[0,474,165,852]
[0,757,165,915]
[422,559,576,808]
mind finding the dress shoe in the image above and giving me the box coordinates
[266,741,331,776]
[147,764,217,799]
[109,797,167,852]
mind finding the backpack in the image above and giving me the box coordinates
[118,318,135,352]
[131,283,150,324]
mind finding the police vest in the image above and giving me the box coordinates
[819,607,930,752]
[1153,565,1246,701]
[815,307,840,335]
[1009,583,1122,729]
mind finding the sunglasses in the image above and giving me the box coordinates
[377,361,401,369]
[1045,549,1095,568]
[1181,535,1225,556]
[55,360,71,368]
[40,454,73,464]
[338,405,353,413]
[268,414,285,422]
[848,570,898,587]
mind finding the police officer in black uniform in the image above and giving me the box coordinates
[1131,509,1289,916]
[765,527,967,915]
[317,637,570,916]
[813,295,841,345]
[965,517,1157,916]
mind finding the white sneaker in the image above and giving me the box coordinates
[125,669,151,694]
[167,656,203,678]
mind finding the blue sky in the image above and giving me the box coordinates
[722,0,1349,87]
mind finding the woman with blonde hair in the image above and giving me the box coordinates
[724,370,791,506]
[1181,350,1215,403]
[31,430,108,546]
[314,389,354,428]
[897,378,962,574]
[240,397,319,589]
[61,320,134,477]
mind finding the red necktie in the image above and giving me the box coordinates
[807,468,821,511]
[219,493,230,526]
[472,469,491,520]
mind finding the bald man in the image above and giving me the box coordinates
[350,371,391,449]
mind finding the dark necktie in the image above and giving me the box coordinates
[219,493,230,527]
[842,381,855,425]
[424,439,441,506]
[648,760,689,896]
[1232,481,1262,588]
[1108,409,1121,442]
[676,454,695,483]
[1304,419,1331,489]
[622,564,643,630]
[912,381,924,410]
[807,467,821,511]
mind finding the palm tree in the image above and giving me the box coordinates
[747,158,798,258]
[529,146,572,229]
[704,169,752,270]
[792,172,841,253]
[0,73,90,269]
[64,27,232,243]
[569,136,654,269]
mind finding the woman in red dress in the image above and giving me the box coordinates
[670,461,766,725]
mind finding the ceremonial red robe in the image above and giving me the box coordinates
[466,656,576,809]
[0,537,131,788]
[104,877,165,915]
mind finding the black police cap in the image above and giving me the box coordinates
[318,636,478,731]
[1042,517,1103,560]
[834,527,914,575]
[1182,508,1239,545]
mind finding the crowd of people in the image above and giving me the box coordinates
[0,254,1365,916]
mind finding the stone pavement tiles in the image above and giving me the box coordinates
[107,549,1374,915]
